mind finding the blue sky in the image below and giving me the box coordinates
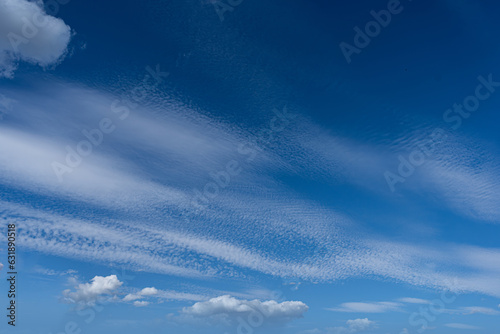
[1,0,500,333]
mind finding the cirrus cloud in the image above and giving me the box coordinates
[302,318,376,334]
[444,323,481,330]
[180,295,308,322]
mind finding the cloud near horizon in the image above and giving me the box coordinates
[179,295,308,323]
[2,82,500,300]
[328,301,402,313]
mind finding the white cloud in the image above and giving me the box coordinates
[459,306,500,315]
[133,301,149,307]
[181,295,308,322]
[2,81,500,304]
[0,94,15,115]
[454,246,500,274]
[61,276,206,308]
[62,275,123,305]
[0,0,72,77]
[141,287,159,296]
[328,301,402,313]
[393,132,500,223]
[445,323,481,330]
[123,287,158,302]
[317,318,375,334]
[156,290,207,302]
[0,262,3,271]
[328,299,500,318]
[122,294,140,302]
[34,266,76,276]
[299,330,322,334]
[398,297,431,305]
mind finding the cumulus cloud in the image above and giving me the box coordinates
[123,287,158,302]
[0,0,72,77]
[0,262,3,271]
[328,301,402,313]
[140,287,158,296]
[180,295,308,323]
[345,318,375,331]
[306,318,375,334]
[398,297,431,305]
[62,275,123,305]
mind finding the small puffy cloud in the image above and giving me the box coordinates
[133,301,149,307]
[445,323,481,330]
[299,329,322,334]
[34,266,77,276]
[398,297,431,305]
[177,295,308,325]
[183,295,308,319]
[123,287,158,302]
[0,262,3,271]
[443,306,500,316]
[328,301,402,313]
[0,0,72,77]
[460,306,500,315]
[62,275,123,305]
